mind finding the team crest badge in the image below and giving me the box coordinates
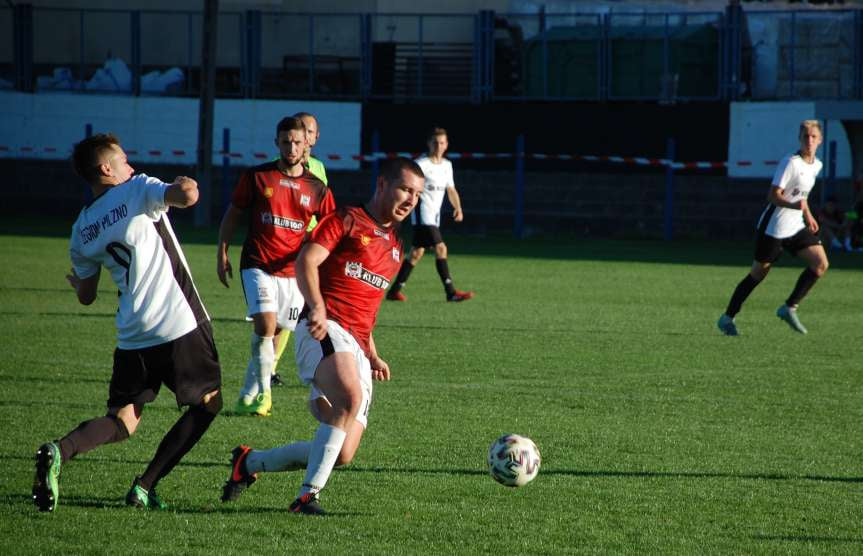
[300,194,311,207]
[345,261,362,278]
[361,235,371,246]
[263,187,274,198]
[392,248,400,262]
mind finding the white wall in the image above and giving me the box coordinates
[0,91,361,170]
[728,101,852,178]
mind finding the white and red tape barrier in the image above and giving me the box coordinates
[0,145,779,169]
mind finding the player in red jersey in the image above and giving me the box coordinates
[220,157,425,515]
[217,116,335,416]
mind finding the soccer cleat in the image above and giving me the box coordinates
[125,477,167,510]
[271,372,285,387]
[234,392,272,417]
[447,290,475,303]
[777,304,807,334]
[289,492,325,515]
[716,314,739,336]
[32,441,61,512]
[221,445,258,502]
[386,290,407,302]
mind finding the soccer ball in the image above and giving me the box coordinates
[487,433,541,487]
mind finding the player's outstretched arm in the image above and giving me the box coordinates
[165,176,199,208]
[368,334,391,381]
[66,267,100,305]
[446,186,464,222]
[216,204,243,288]
[295,242,331,340]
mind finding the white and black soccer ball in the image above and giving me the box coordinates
[487,433,541,487]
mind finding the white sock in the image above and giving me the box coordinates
[250,332,274,395]
[298,424,347,497]
[245,441,311,474]
[240,360,259,403]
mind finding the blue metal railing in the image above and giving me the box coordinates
[8,6,862,102]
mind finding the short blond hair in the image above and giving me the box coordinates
[799,119,822,138]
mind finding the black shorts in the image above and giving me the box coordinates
[412,225,444,248]
[754,227,822,263]
[108,322,222,408]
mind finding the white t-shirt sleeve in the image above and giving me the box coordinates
[771,155,794,189]
[69,237,99,279]
[445,161,455,189]
[131,174,171,220]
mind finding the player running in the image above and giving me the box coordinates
[217,116,335,416]
[33,133,222,512]
[386,127,474,302]
[717,119,828,336]
[221,157,424,515]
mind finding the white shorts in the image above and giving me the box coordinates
[241,268,304,331]
[294,318,373,428]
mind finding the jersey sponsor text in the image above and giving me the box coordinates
[344,261,390,290]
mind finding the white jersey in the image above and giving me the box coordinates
[69,174,209,349]
[412,155,454,227]
[756,153,822,239]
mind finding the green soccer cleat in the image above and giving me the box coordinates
[221,445,258,502]
[716,314,739,336]
[776,304,807,334]
[125,477,168,510]
[234,392,272,417]
[32,441,61,512]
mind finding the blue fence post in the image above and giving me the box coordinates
[514,134,525,239]
[664,137,675,241]
[828,140,837,200]
[371,129,380,194]
[222,128,231,213]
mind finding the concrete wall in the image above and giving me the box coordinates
[728,101,853,178]
[0,91,361,170]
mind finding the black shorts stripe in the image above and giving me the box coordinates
[153,217,208,325]
[320,334,334,357]
[756,204,776,235]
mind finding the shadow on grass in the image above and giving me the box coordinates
[341,466,863,483]
[751,534,863,544]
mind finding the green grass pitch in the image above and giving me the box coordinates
[1,222,861,554]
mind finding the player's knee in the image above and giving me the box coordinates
[435,242,447,258]
[104,414,131,441]
[201,390,223,415]
[813,259,829,276]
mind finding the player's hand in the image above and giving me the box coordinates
[807,217,819,234]
[369,355,391,381]
[453,207,463,222]
[217,253,232,288]
[306,305,328,340]
[65,268,81,292]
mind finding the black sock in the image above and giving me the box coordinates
[786,268,820,307]
[725,274,762,318]
[435,258,456,297]
[390,261,415,292]
[58,415,129,463]
[138,403,218,490]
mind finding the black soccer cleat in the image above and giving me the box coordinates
[289,492,325,515]
[33,441,61,512]
[271,373,285,387]
[221,445,257,502]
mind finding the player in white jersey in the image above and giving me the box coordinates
[32,133,222,512]
[717,120,829,336]
[386,127,474,302]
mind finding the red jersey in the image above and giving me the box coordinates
[233,162,335,277]
[310,205,403,356]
